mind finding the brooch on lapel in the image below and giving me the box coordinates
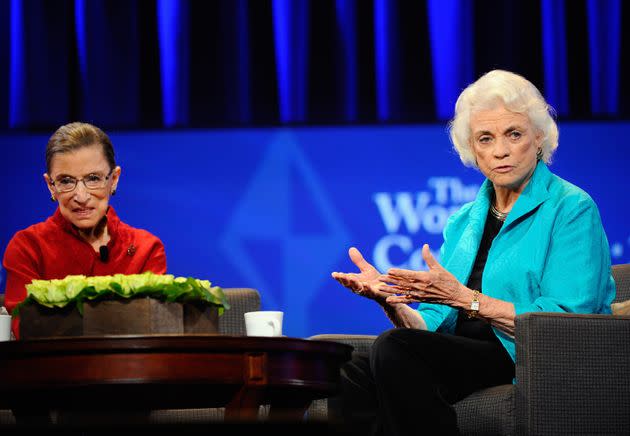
[127,244,136,257]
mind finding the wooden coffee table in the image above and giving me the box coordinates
[0,335,353,423]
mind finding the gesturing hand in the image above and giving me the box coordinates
[379,244,467,306]
[331,247,392,302]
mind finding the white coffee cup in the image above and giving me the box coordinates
[244,311,283,337]
[0,315,12,342]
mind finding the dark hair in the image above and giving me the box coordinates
[45,122,116,174]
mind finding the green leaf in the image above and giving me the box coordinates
[20,272,229,316]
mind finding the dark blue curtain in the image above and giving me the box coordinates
[1,0,628,130]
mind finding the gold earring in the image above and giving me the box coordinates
[111,188,116,196]
[536,148,543,161]
[51,194,56,202]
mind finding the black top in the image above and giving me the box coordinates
[454,209,504,341]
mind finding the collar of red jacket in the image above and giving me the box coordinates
[51,206,121,245]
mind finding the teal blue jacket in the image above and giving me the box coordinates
[417,162,616,362]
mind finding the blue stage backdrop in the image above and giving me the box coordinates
[1,123,629,337]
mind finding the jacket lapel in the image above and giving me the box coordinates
[446,180,492,283]
[500,162,552,231]
[446,162,552,283]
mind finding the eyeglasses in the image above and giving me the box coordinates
[51,170,113,193]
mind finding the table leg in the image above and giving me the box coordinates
[225,386,264,421]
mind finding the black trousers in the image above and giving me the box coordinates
[330,328,515,436]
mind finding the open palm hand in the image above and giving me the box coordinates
[331,247,391,302]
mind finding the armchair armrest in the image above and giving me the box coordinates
[307,334,377,354]
[514,312,630,436]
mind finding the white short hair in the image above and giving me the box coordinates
[448,70,559,168]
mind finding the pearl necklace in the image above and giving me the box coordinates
[490,203,509,222]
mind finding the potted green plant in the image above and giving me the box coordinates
[14,272,230,338]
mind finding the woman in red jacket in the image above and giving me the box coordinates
[2,122,167,338]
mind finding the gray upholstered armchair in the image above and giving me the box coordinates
[307,263,630,435]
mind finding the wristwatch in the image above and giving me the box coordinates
[467,290,480,318]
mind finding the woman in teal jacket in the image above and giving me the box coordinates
[331,70,616,436]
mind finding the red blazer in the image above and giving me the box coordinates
[2,207,167,338]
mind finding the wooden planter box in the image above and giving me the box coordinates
[18,297,219,339]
